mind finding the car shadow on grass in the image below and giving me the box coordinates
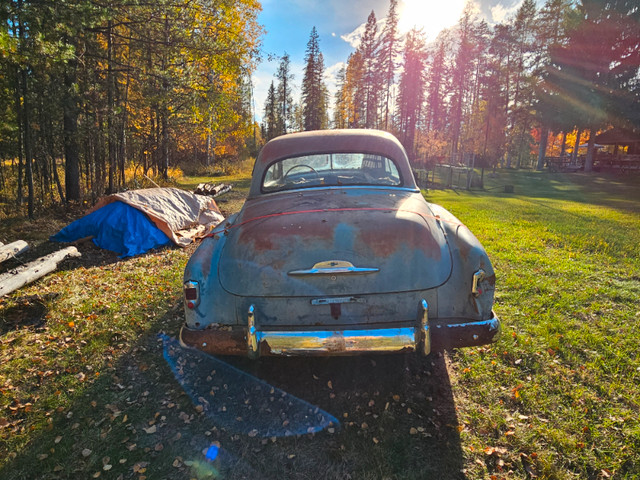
[1,303,466,480]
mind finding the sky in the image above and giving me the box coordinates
[252,0,532,122]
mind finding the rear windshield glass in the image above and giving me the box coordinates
[262,153,401,193]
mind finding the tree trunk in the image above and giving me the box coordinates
[536,126,548,170]
[107,19,116,193]
[584,128,596,172]
[21,68,34,219]
[571,127,581,163]
[14,70,24,206]
[64,59,81,201]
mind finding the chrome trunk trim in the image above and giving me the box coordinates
[288,260,379,276]
[310,296,365,305]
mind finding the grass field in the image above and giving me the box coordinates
[0,169,639,479]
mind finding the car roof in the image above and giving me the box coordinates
[249,129,418,197]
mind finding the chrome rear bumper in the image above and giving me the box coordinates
[179,302,500,358]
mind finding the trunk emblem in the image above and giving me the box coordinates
[288,260,379,276]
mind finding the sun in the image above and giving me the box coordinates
[398,0,468,40]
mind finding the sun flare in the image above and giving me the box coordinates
[398,0,467,40]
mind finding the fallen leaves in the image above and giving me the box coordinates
[132,461,148,473]
[143,425,156,434]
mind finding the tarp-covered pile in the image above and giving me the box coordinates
[52,188,224,257]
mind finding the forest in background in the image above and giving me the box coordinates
[264,0,639,172]
[0,0,638,219]
[0,0,262,217]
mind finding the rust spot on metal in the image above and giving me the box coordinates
[358,215,441,259]
[190,238,215,278]
[180,324,246,356]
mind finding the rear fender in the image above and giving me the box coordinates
[429,204,495,320]
[183,235,239,328]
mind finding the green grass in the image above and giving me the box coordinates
[426,170,640,479]
[1,168,639,479]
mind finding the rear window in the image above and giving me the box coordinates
[262,153,401,193]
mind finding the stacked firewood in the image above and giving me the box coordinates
[194,183,233,197]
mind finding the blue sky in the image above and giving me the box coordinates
[252,0,532,121]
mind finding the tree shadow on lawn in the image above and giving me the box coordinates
[0,293,56,335]
[483,170,640,214]
[1,304,466,480]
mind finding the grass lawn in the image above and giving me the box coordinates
[0,168,639,479]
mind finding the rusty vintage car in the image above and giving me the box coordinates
[180,129,500,357]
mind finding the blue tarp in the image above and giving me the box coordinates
[51,201,171,257]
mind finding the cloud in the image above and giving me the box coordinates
[324,62,345,85]
[490,1,522,24]
[340,16,388,48]
[340,22,366,48]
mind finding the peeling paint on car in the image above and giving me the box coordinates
[181,130,501,357]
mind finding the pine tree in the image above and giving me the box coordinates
[333,65,348,129]
[541,0,640,171]
[377,0,399,130]
[396,28,427,159]
[275,53,294,135]
[263,81,278,140]
[359,11,381,128]
[425,37,448,134]
[301,27,328,131]
[450,5,478,160]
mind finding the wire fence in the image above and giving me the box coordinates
[414,165,484,190]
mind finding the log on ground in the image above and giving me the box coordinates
[0,246,81,297]
[0,240,29,264]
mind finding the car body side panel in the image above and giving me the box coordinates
[426,203,496,321]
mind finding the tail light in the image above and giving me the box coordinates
[184,281,200,309]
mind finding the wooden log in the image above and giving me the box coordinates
[194,183,232,197]
[0,246,81,297]
[0,240,29,264]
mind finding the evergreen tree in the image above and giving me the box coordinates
[377,0,399,130]
[359,11,381,128]
[275,53,294,135]
[541,0,640,171]
[450,5,479,160]
[301,27,328,131]
[263,81,278,140]
[425,37,448,134]
[333,65,349,129]
[396,28,427,160]
[343,51,366,127]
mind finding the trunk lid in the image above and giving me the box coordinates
[219,189,452,297]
